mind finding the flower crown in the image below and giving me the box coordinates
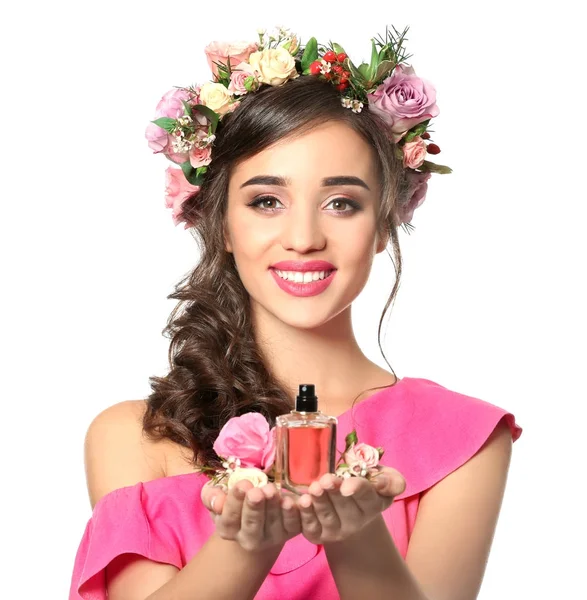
[200,412,384,491]
[145,25,452,231]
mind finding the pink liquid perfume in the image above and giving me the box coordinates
[274,384,337,495]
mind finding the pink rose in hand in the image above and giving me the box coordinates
[345,443,380,469]
[397,170,432,225]
[205,40,259,78]
[402,136,427,169]
[367,64,440,143]
[164,167,200,228]
[213,413,276,472]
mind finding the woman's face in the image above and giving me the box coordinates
[224,120,388,330]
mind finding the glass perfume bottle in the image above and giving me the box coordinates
[274,384,337,495]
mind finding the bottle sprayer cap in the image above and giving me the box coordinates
[295,384,318,412]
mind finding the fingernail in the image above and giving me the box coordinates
[210,496,216,511]
[340,487,354,497]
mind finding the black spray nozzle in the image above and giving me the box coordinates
[296,383,318,412]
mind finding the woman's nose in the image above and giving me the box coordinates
[279,205,326,253]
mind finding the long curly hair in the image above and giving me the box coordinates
[143,75,409,469]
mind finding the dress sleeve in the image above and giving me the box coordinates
[375,377,524,501]
[69,482,183,600]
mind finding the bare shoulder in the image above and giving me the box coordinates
[84,399,167,509]
[405,418,514,600]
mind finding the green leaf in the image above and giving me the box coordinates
[367,39,379,81]
[357,62,371,78]
[419,160,453,175]
[331,42,347,56]
[372,59,397,85]
[181,161,205,186]
[345,59,367,86]
[345,430,358,448]
[181,100,193,117]
[151,117,177,134]
[192,104,219,133]
[377,447,385,459]
[301,37,318,71]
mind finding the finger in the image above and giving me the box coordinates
[309,478,341,532]
[340,476,380,515]
[281,494,302,536]
[373,468,406,498]
[217,481,252,539]
[319,474,362,522]
[208,488,227,515]
[262,484,285,539]
[298,493,322,542]
[240,487,266,546]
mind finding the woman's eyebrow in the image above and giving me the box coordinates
[240,175,370,191]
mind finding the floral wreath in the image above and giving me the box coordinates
[199,412,385,491]
[145,25,452,232]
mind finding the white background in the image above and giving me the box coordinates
[1,1,585,598]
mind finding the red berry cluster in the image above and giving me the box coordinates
[421,131,441,154]
[309,51,351,91]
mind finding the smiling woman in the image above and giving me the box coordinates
[69,26,522,600]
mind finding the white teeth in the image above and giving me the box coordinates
[275,269,333,283]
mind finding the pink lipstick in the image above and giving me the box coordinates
[269,260,337,298]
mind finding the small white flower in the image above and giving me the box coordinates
[222,456,241,472]
[349,460,368,477]
[177,115,193,127]
[341,98,352,109]
[257,28,266,35]
[172,138,193,153]
[204,134,216,145]
[351,100,364,114]
[320,59,331,74]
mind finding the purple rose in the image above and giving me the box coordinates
[367,64,440,142]
[397,170,432,225]
[145,122,168,153]
[155,87,192,119]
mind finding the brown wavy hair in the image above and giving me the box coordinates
[143,75,409,469]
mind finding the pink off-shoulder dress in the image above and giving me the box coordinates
[69,376,523,600]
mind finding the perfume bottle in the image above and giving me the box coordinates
[274,384,337,495]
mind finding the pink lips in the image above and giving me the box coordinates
[269,261,337,297]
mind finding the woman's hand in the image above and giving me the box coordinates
[201,480,302,552]
[297,467,406,545]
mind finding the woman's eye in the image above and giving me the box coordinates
[326,198,359,213]
[248,196,361,214]
[249,196,284,210]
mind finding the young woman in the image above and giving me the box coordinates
[69,28,522,600]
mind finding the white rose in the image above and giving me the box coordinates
[199,82,233,115]
[248,48,299,86]
[227,467,269,490]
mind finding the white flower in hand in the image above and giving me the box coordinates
[227,467,268,490]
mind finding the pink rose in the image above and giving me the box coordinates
[189,145,212,168]
[345,443,380,469]
[205,40,259,78]
[164,167,200,228]
[402,136,427,169]
[367,64,440,143]
[145,122,168,153]
[213,413,276,472]
[228,62,259,95]
[397,170,432,225]
[155,87,192,119]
